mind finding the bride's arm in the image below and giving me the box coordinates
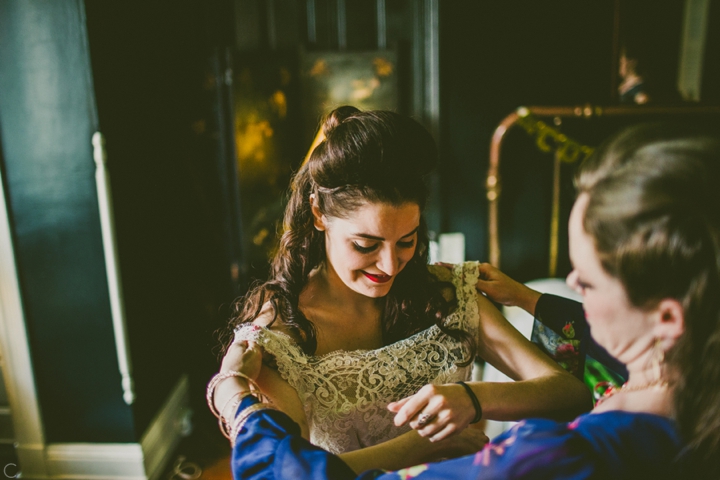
[391,293,592,441]
[338,425,487,474]
[468,292,591,419]
[235,313,311,438]
[253,360,310,439]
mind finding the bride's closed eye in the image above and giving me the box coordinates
[397,239,415,249]
[353,242,379,253]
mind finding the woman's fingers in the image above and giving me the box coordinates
[395,385,448,429]
[410,409,436,431]
[415,407,449,437]
[433,262,453,269]
[408,393,446,429]
[428,423,456,442]
[242,340,261,357]
[394,383,477,442]
[220,339,264,379]
[392,387,434,426]
[386,396,411,412]
[414,403,461,440]
[392,398,426,426]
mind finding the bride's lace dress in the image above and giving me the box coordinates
[234,262,480,454]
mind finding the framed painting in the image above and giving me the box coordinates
[300,49,398,144]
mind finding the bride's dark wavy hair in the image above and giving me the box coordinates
[576,123,720,478]
[229,106,475,365]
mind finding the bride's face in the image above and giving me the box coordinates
[315,201,420,298]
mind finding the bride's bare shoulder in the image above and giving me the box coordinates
[250,302,302,341]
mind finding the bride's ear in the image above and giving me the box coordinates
[310,194,326,231]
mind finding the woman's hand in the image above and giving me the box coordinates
[388,383,477,442]
[475,263,541,315]
[220,339,263,380]
[212,340,264,416]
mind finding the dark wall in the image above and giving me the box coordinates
[0,0,237,444]
[437,1,714,282]
[702,0,720,104]
[0,0,134,442]
[83,0,238,436]
[439,1,616,281]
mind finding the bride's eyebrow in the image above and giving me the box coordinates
[400,227,420,239]
[353,226,419,241]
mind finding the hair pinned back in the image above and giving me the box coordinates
[230,105,475,366]
[577,123,720,477]
[308,107,437,214]
[321,105,358,137]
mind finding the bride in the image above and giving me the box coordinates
[227,106,590,471]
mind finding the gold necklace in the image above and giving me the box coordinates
[595,378,668,405]
[619,379,669,393]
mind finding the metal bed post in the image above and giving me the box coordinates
[487,104,720,271]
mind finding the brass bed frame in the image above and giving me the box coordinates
[486,104,720,276]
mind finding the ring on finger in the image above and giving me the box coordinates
[417,412,434,427]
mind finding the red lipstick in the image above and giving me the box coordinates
[362,272,392,284]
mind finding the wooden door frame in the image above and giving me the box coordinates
[0,167,49,478]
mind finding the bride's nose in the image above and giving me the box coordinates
[376,246,400,276]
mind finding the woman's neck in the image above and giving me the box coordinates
[593,351,673,417]
[304,262,383,316]
[301,263,385,354]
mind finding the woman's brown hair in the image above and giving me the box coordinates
[576,123,720,477]
[230,106,475,365]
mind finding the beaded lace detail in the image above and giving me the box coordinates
[234,262,481,454]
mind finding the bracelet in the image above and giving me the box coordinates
[206,371,268,418]
[229,403,275,445]
[220,391,252,419]
[456,381,482,423]
[218,392,253,438]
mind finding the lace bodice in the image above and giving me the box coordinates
[234,262,481,454]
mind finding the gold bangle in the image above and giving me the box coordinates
[220,391,250,420]
[206,371,269,418]
[217,391,254,438]
[229,403,274,445]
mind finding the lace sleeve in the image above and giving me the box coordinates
[449,261,481,339]
[427,263,453,282]
[234,324,310,395]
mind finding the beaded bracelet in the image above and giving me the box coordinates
[456,381,483,423]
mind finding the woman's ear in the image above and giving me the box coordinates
[652,299,685,345]
[309,195,326,231]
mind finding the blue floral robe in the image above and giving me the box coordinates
[231,396,683,480]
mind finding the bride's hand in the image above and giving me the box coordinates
[388,383,476,442]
